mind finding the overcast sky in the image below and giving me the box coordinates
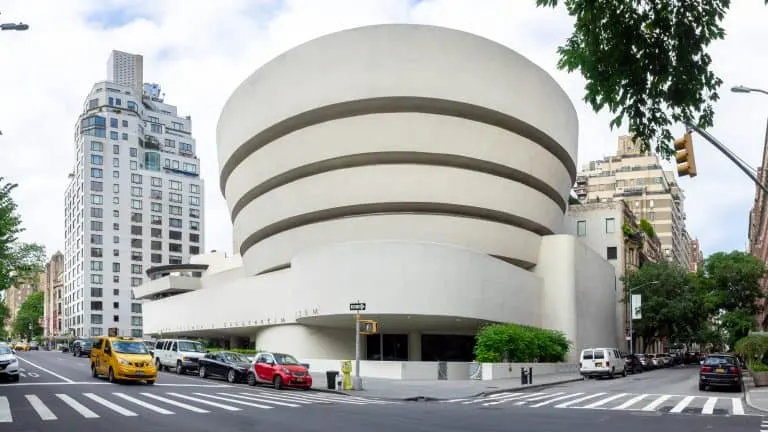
[1,0,766,259]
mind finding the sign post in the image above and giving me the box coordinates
[349,301,366,390]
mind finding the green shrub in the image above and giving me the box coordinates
[749,361,768,372]
[474,323,571,363]
[735,335,768,360]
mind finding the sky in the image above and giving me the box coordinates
[0,0,766,260]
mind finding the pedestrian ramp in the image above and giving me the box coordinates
[0,387,398,424]
[443,391,750,416]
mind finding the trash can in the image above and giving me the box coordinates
[326,371,339,390]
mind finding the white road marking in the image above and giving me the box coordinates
[482,393,541,406]
[238,391,315,404]
[192,392,274,409]
[140,393,209,413]
[16,356,74,383]
[113,393,174,415]
[701,397,718,415]
[554,393,607,408]
[83,393,138,416]
[25,395,57,420]
[0,396,12,423]
[529,392,586,408]
[641,395,672,411]
[612,394,647,410]
[731,397,745,415]
[670,396,695,413]
[218,393,300,407]
[165,392,241,411]
[581,393,628,409]
[56,394,100,418]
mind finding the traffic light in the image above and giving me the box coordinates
[674,132,697,178]
[359,320,378,335]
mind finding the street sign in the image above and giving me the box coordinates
[349,302,366,312]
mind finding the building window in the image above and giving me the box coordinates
[605,218,615,233]
[131,199,142,210]
[606,246,618,260]
[91,141,103,152]
[190,184,200,194]
[91,168,103,178]
[576,220,587,237]
[131,174,142,184]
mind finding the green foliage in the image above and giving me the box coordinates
[638,219,655,238]
[622,222,634,237]
[568,196,581,205]
[474,323,570,363]
[12,290,43,340]
[0,177,46,292]
[0,300,9,340]
[535,0,760,158]
[734,335,768,360]
[749,361,768,372]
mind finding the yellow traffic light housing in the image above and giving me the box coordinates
[674,133,697,178]
[359,320,378,335]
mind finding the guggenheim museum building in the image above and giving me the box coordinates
[135,24,620,363]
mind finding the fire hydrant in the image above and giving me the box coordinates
[341,360,353,390]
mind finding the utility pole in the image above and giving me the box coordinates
[349,301,366,391]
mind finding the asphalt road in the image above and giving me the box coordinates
[0,352,764,431]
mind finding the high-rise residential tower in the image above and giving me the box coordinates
[63,50,205,338]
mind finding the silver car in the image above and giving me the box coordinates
[0,343,20,382]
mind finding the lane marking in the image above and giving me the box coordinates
[83,393,138,416]
[0,396,12,423]
[731,397,745,415]
[2,381,112,387]
[165,392,241,411]
[25,395,57,420]
[701,397,718,415]
[16,356,74,383]
[56,394,99,418]
[670,396,695,413]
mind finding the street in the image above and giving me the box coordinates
[0,352,764,431]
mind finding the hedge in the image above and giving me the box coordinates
[474,323,571,363]
[207,347,262,355]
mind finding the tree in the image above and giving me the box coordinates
[12,290,43,340]
[0,300,9,340]
[0,177,46,292]
[703,251,767,347]
[622,261,708,350]
[535,0,765,158]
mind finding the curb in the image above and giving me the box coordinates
[743,383,768,414]
[311,377,585,402]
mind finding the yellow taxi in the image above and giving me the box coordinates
[12,341,30,351]
[90,336,157,384]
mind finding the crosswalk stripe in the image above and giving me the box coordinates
[217,393,300,407]
[112,393,174,415]
[55,394,99,418]
[529,393,585,408]
[612,394,647,410]
[165,392,241,411]
[192,392,274,409]
[641,395,672,411]
[581,393,628,409]
[670,396,695,413]
[25,395,57,420]
[483,393,545,406]
[554,392,607,408]
[0,396,12,423]
[463,392,517,404]
[237,392,314,404]
[268,391,367,405]
[732,397,745,415]
[701,397,718,415]
[83,393,138,416]
[140,393,209,413]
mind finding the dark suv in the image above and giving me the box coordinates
[72,339,93,357]
[699,354,743,391]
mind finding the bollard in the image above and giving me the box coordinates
[520,367,528,385]
[528,367,533,385]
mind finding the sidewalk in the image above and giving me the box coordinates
[744,375,768,412]
[311,372,583,400]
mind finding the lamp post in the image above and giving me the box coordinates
[0,12,29,31]
[627,281,659,354]
[731,85,768,96]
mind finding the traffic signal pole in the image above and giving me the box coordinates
[685,123,768,196]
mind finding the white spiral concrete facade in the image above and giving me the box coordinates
[217,24,578,274]
[139,24,621,363]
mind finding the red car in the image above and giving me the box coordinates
[247,352,312,390]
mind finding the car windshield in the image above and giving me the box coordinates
[223,352,247,363]
[274,353,300,365]
[178,341,206,352]
[0,345,11,355]
[704,356,736,366]
[112,341,149,354]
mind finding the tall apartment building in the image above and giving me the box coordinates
[748,120,768,330]
[63,50,205,339]
[40,251,65,339]
[574,135,691,269]
[3,280,37,336]
[688,239,704,273]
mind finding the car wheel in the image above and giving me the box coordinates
[146,380,156,385]
[273,375,283,390]
[622,367,628,377]
[108,367,116,383]
[11,374,19,382]
[699,383,706,391]
[176,361,184,375]
[247,373,257,386]
[155,358,163,371]
[227,369,237,383]
[199,365,207,378]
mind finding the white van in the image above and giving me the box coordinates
[153,339,207,374]
[580,348,626,378]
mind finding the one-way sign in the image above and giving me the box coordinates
[349,302,366,312]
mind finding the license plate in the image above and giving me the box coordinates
[716,368,725,373]
[295,378,304,382]
[135,371,144,376]
[595,362,602,367]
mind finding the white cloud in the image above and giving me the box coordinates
[0,0,765,259]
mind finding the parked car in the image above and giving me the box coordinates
[579,348,627,378]
[699,353,743,392]
[28,341,39,351]
[247,352,312,390]
[12,341,29,352]
[153,339,207,374]
[634,354,652,370]
[0,343,20,382]
[198,351,251,383]
[72,339,93,357]
[623,354,643,374]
